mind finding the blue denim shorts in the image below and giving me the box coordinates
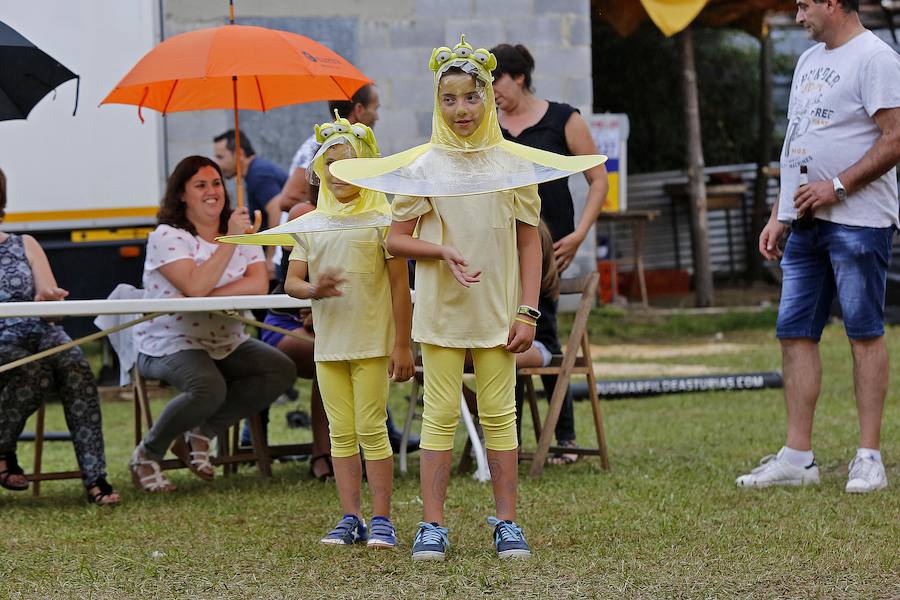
[777,220,894,341]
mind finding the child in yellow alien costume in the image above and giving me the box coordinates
[331,36,606,561]
[221,115,415,549]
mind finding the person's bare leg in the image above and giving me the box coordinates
[849,337,888,450]
[487,448,518,521]
[276,334,316,379]
[420,449,452,524]
[332,454,363,517]
[310,380,331,457]
[514,346,543,369]
[781,338,821,451]
[365,456,393,518]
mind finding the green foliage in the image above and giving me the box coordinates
[592,23,763,173]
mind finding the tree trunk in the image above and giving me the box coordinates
[748,21,775,282]
[678,29,713,307]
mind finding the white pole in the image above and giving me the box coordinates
[460,393,490,482]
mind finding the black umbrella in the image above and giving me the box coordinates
[0,20,79,121]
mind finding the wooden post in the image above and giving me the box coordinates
[678,28,713,308]
[749,18,775,282]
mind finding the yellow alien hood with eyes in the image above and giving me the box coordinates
[330,35,606,198]
[218,114,392,246]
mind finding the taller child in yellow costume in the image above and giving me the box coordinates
[394,37,538,561]
[334,36,604,561]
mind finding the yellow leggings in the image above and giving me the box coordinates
[315,356,392,460]
[419,343,517,452]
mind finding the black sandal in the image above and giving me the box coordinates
[309,453,334,482]
[0,452,29,491]
[85,477,120,506]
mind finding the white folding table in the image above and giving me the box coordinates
[0,293,491,482]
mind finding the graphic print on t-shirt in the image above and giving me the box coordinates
[784,66,842,169]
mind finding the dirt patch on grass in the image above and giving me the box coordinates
[591,342,748,359]
[594,361,731,377]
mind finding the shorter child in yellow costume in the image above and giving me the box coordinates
[332,36,604,561]
[227,115,414,549]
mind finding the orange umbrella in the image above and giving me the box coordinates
[101,7,370,221]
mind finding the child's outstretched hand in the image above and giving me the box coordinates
[442,246,481,287]
[312,267,346,299]
[389,344,415,382]
[506,317,536,353]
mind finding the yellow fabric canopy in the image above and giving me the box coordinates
[594,0,797,38]
[642,0,708,37]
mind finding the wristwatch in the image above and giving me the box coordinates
[517,305,541,320]
[832,176,847,202]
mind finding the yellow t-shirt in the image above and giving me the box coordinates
[392,185,540,348]
[289,227,395,361]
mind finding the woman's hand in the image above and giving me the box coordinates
[226,206,253,236]
[506,316,536,353]
[442,246,482,287]
[34,287,69,302]
[552,231,583,272]
[389,344,415,382]
[312,267,346,298]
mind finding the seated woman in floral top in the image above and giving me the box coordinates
[129,156,295,493]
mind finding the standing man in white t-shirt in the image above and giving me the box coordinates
[740,0,900,493]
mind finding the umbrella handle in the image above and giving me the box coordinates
[244,210,262,234]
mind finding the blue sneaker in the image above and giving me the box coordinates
[487,517,532,560]
[320,515,368,545]
[367,516,397,549]
[411,521,449,561]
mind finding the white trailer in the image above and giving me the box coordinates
[0,1,165,332]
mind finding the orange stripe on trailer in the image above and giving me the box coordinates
[5,207,158,223]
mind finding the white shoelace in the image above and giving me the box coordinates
[750,454,779,474]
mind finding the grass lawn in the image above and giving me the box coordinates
[1,310,898,599]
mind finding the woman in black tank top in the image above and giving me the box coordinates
[491,44,609,459]
[491,43,609,273]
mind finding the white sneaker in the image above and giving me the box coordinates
[736,452,820,488]
[846,455,888,494]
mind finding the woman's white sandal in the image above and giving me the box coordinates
[172,430,215,481]
[129,447,176,493]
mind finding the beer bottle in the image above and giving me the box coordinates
[795,165,815,228]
